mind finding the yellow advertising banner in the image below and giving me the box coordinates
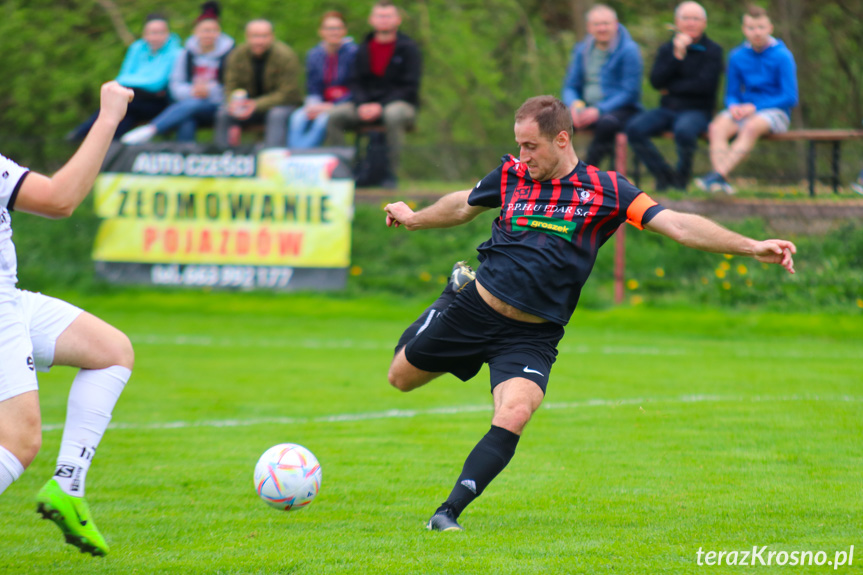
[92,150,354,268]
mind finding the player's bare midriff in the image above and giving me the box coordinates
[475,281,549,324]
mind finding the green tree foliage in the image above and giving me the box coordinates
[1,0,860,172]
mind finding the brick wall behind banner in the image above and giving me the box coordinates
[92,143,355,290]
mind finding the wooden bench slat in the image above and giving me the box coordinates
[656,129,863,141]
[626,129,863,197]
[767,130,863,141]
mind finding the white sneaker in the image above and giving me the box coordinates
[121,125,157,145]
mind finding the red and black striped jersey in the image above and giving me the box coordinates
[467,155,663,325]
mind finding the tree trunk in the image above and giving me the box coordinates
[569,0,592,39]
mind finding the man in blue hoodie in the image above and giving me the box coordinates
[562,4,642,168]
[695,5,798,194]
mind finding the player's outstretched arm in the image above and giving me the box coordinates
[14,81,134,219]
[385,190,489,231]
[645,209,796,274]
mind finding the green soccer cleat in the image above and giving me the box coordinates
[36,479,109,556]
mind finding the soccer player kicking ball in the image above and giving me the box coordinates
[384,95,796,532]
[0,81,135,555]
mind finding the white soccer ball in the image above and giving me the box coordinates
[253,443,322,511]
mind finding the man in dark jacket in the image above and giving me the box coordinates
[326,0,422,188]
[625,1,723,191]
[214,19,301,147]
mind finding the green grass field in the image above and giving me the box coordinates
[1,292,861,574]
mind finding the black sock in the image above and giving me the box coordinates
[394,286,456,353]
[437,425,521,518]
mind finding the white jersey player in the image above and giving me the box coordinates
[0,81,135,556]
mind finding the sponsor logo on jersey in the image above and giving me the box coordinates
[26,355,34,371]
[2,171,8,179]
[512,215,579,241]
[512,185,533,202]
[506,203,593,217]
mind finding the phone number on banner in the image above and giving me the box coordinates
[151,264,294,288]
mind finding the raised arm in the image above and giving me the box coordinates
[385,190,490,231]
[645,209,796,273]
[13,82,133,219]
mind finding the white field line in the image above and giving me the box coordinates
[128,333,862,360]
[41,394,863,432]
[131,333,688,356]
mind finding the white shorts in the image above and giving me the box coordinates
[722,108,791,134]
[0,287,82,402]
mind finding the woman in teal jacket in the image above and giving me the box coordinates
[69,14,181,141]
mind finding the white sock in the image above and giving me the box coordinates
[0,445,25,495]
[54,366,131,497]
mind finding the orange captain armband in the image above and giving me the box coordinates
[625,193,659,230]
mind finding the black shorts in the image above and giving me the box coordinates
[404,281,565,393]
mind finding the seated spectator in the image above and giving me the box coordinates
[695,5,798,194]
[68,14,181,141]
[625,2,722,191]
[288,11,358,149]
[214,19,301,148]
[562,4,642,168]
[122,2,234,144]
[326,0,422,188]
[626,2,723,192]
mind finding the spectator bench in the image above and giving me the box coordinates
[623,129,863,196]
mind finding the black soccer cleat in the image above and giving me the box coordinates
[426,508,464,532]
[449,261,476,294]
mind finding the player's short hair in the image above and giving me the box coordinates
[744,5,769,20]
[515,96,573,141]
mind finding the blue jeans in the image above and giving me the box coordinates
[214,105,294,148]
[288,106,329,148]
[69,88,168,141]
[151,98,219,142]
[579,106,640,169]
[625,108,710,185]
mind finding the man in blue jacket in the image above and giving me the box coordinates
[626,2,723,191]
[695,5,798,194]
[562,4,642,168]
[288,11,358,149]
